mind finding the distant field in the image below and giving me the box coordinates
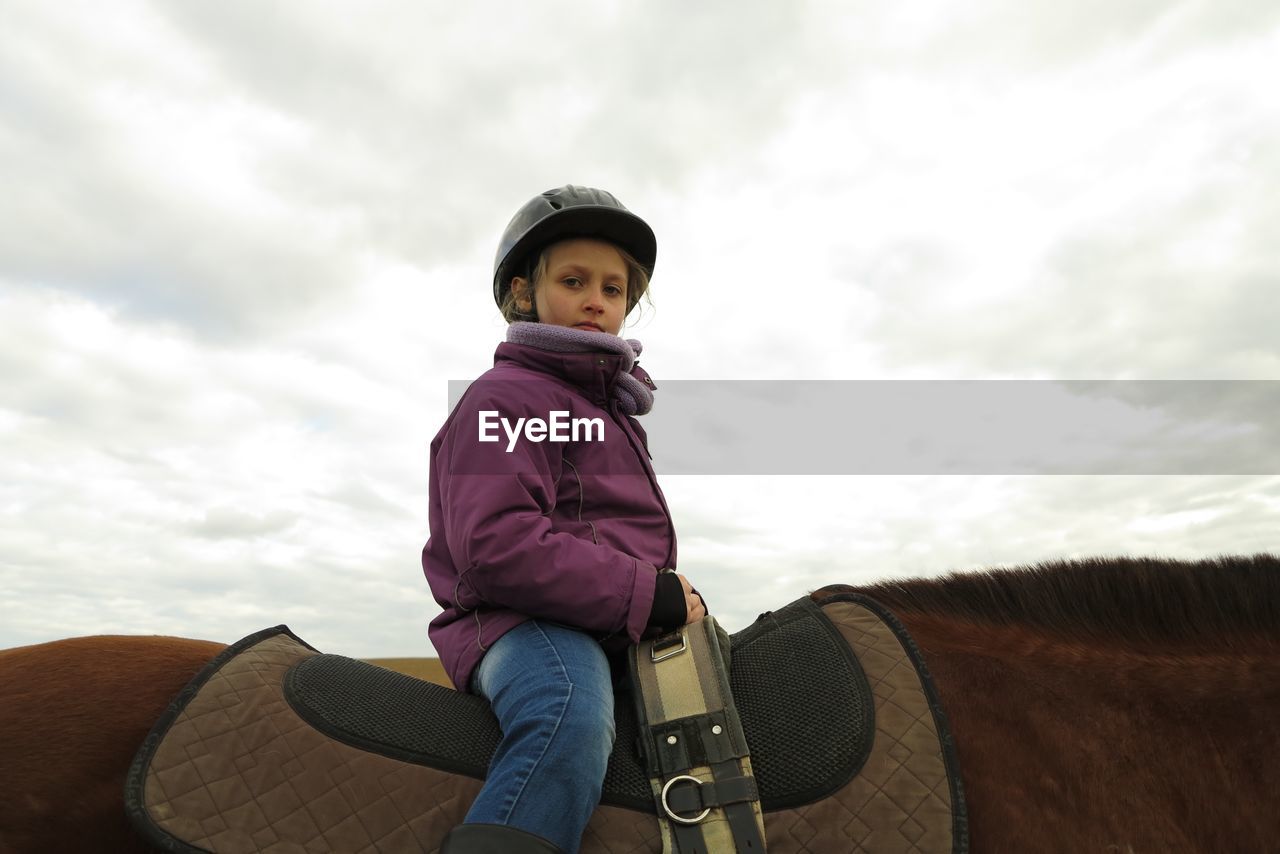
[363,657,453,688]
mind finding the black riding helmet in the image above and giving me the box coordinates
[492,185,657,312]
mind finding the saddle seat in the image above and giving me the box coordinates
[287,596,870,813]
[126,594,967,853]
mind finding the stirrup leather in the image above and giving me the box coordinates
[629,617,767,852]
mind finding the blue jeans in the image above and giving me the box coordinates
[465,620,616,852]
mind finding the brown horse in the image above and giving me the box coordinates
[2,554,1278,853]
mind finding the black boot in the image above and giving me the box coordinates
[439,823,562,853]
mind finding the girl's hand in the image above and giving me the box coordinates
[677,574,706,625]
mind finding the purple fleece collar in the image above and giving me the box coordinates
[505,322,654,416]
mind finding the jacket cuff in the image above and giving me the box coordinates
[625,561,661,642]
[646,572,687,633]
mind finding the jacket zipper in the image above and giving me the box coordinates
[609,400,677,568]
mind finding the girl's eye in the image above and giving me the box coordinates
[564,277,582,287]
[605,285,624,297]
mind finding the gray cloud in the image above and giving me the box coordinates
[879,0,1280,70]
[140,2,825,289]
[866,115,1280,378]
[3,1,1277,658]
[664,474,1280,638]
[187,507,299,539]
[0,30,358,339]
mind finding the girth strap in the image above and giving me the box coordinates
[630,617,767,853]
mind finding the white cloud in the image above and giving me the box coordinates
[1,0,1277,657]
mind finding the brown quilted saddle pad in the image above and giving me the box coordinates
[126,594,967,853]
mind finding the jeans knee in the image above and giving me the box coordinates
[558,688,615,767]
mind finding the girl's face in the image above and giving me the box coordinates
[513,238,629,335]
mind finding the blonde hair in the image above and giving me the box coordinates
[500,241,651,324]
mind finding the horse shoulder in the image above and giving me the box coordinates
[893,610,1280,853]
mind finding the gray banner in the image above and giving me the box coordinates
[446,380,1280,475]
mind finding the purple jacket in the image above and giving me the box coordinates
[423,341,677,692]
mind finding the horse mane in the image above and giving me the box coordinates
[817,553,1280,644]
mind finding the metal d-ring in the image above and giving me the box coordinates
[650,631,687,663]
[660,775,710,825]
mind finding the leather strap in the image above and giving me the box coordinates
[630,617,767,853]
[664,772,758,813]
[714,759,767,852]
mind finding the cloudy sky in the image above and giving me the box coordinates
[3,1,1278,658]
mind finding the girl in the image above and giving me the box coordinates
[424,185,704,853]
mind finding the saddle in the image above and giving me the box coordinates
[126,594,968,853]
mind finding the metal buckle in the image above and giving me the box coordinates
[660,775,710,825]
[650,631,686,663]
